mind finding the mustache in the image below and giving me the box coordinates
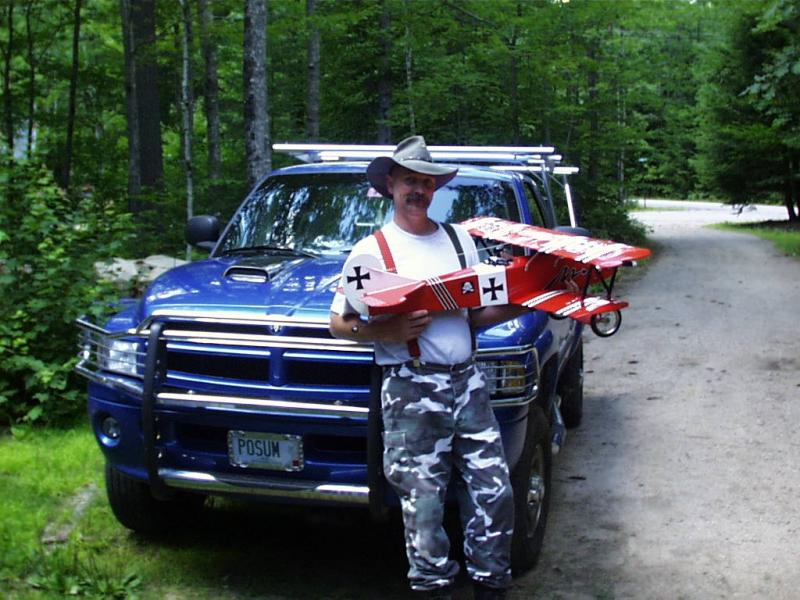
[406,193,427,202]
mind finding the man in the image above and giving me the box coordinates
[330,136,526,600]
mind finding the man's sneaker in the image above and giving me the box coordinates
[473,581,507,600]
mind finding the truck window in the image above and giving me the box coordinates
[217,173,389,256]
[217,173,520,256]
[428,177,520,224]
[522,181,547,228]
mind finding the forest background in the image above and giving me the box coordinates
[0,0,798,426]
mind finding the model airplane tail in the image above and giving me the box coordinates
[341,253,424,316]
[361,280,425,311]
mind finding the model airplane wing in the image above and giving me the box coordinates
[516,288,627,322]
[460,216,651,268]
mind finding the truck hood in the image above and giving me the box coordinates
[140,253,345,322]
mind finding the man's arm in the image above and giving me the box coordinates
[329,310,432,343]
[469,305,529,329]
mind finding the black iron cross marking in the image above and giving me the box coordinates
[347,266,371,290]
[482,277,504,301]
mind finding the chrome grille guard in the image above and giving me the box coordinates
[76,313,538,412]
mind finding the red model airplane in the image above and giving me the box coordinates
[342,217,651,337]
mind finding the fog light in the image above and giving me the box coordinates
[101,416,121,440]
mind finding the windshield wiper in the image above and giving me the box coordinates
[220,245,317,258]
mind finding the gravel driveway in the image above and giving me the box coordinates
[514,201,800,600]
[156,201,796,600]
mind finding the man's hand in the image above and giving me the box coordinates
[393,310,431,342]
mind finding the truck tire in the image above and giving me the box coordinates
[558,340,584,428]
[105,463,205,534]
[510,405,552,576]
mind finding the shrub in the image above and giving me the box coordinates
[0,161,134,425]
[581,196,649,246]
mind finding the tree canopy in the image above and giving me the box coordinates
[2,0,797,230]
[1,0,798,424]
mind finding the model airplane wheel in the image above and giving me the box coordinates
[590,310,622,337]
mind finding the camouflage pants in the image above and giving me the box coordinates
[381,361,514,591]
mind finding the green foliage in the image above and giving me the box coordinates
[1,0,797,428]
[24,541,142,599]
[712,220,800,257]
[0,425,418,599]
[0,426,142,598]
[0,427,101,578]
[0,161,134,425]
[693,0,799,216]
[579,195,648,247]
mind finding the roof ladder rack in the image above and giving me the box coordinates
[273,143,557,165]
[272,142,581,228]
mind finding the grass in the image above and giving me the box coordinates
[711,220,800,257]
[0,424,415,599]
[0,425,141,598]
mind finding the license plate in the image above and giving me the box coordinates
[227,431,304,471]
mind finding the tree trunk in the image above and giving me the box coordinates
[24,1,35,158]
[586,40,599,191]
[243,0,270,190]
[794,153,799,222]
[509,35,520,144]
[3,2,14,157]
[179,0,195,260]
[198,0,221,180]
[403,0,415,135]
[376,0,391,144]
[616,26,625,205]
[131,0,163,191]
[62,0,82,190]
[305,0,320,141]
[786,152,799,222]
[120,0,140,200]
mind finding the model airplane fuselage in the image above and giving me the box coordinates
[342,217,651,337]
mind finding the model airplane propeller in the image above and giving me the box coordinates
[342,217,651,337]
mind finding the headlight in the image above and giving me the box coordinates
[481,360,529,396]
[99,339,141,376]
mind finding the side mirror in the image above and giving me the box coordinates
[555,225,591,237]
[186,215,220,251]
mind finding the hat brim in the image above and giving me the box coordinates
[367,156,458,198]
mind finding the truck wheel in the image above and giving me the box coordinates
[558,340,584,428]
[510,405,552,576]
[105,463,205,534]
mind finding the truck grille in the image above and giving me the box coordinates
[168,351,270,381]
[76,315,537,412]
[284,360,372,386]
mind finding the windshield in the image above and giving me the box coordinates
[216,171,520,256]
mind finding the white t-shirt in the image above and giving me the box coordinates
[330,220,480,365]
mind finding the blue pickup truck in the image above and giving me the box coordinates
[76,145,586,574]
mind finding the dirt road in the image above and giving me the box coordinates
[515,201,800,599]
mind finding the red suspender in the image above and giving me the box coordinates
[373,230,421,359]
[373,230,396,273]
